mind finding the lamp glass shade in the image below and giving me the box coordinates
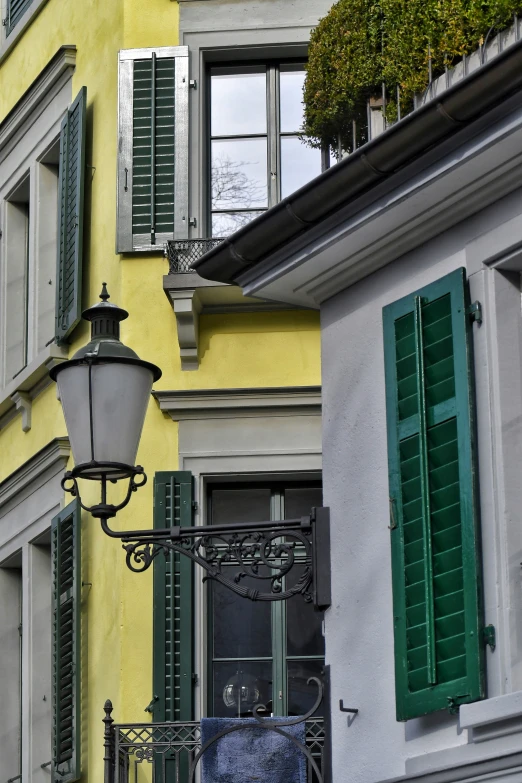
[57,361,154,479]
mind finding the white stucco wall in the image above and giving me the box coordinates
[321,187,522,783]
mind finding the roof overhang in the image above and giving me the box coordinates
[194,39,522,308]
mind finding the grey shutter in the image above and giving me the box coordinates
[55,87,87,345]
[383,268,485,721]
[6,0,33,35]
[117,47,189,252]
[153,471,194,723]
[52,499,81,782]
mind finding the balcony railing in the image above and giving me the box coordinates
[165,239,225,274]
[103,701,325,783]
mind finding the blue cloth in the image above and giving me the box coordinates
[200,717,307,783]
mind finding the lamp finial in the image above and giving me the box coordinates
[100,282,110,302]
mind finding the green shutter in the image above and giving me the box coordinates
[153,471,194,722]
[6,0,33,35]
[132,55,176,244]
[383,268,484,721]
[52,499,81,782]
[117,48,189,252]
[55,87,87,345]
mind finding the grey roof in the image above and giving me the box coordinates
[194,37,522,285]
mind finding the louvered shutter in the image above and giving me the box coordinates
[55,87,87,345]
[5,0,33,35]
[383,268,484,721]
[153,471,194,721]
[52,499,81,782]
[117,47,189,252]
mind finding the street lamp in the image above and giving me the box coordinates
[51,285,331,610]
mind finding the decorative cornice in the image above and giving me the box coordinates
[0,45,76,155]
[0,436,69,509]
[153,386,322,421]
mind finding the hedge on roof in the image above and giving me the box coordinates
[302,0,522,150]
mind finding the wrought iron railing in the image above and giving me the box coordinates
[103,702,325,783]
[165,239,225,274]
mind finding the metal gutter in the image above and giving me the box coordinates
[194,37,522,285]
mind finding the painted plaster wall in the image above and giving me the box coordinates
[0,2,322,780]
[321,186,522,783]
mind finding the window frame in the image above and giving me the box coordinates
[0,0,51,62]
[205,478,324,719]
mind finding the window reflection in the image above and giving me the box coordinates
[210,62,322,237]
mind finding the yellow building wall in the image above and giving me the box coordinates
[0,2,321,779]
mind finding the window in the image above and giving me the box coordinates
[0,84,86,392]
[208,482,325,718]
[383,268,485,721]
[210,63,322,237]
[152,472,324,725]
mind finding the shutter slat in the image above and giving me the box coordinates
[55,87,86,344]
[384,268,485,721]
[52,499,81,781]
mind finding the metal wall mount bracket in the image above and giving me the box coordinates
[62,469,331,610]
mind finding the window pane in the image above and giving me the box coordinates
[287,660,324,717]
[211,488,271,525]
[212,571,272,659]
[213,661,273,717]
[280,137,322,199]
[280,67,306,133]
[284,487,322,519]
[212,138,267,210]
[286,565,324,657]
[211,69,267,136]
[212,211,264,238]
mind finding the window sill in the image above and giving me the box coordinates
[459,691,522,742]
[163,271,304,371]
[0,0,51,66]
[0,343,68,432]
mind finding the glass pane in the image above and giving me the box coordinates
[211,488,271,525]
[286,566,324,657]
[212,138,267,210]
[213,661,273,717]
[284,487,322,519]
[287,660,324,717]
[212,570,272,659]
[212,211,264,238]
[211,69,267,136]
[281,137,322,199]
[280,67,306,133]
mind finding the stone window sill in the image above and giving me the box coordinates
[0,343,68,432]
[459,690,522,742]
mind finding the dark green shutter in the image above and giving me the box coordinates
[383,267,484,721]
[153,471,194,722]
[6,0,33,35]
[55,87,87,345]
[52,499,81,782]
[132,56,176,244]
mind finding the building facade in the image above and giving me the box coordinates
[195,26,522,783]
[0,1,330,780]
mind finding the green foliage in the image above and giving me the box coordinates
[303,0,522,149]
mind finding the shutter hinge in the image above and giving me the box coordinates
[2,17,7,26]
[466,301,482,325]
[18,622,22,637]
[447,694,469,714]
[483,624,496,651]
[144,694,159,713]
[189,79,197,89]
[192,500,198,513]
[192,673,199,685]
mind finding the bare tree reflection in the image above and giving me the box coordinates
[212,156,265,234]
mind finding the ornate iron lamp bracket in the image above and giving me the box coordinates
[61,470,331,610]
